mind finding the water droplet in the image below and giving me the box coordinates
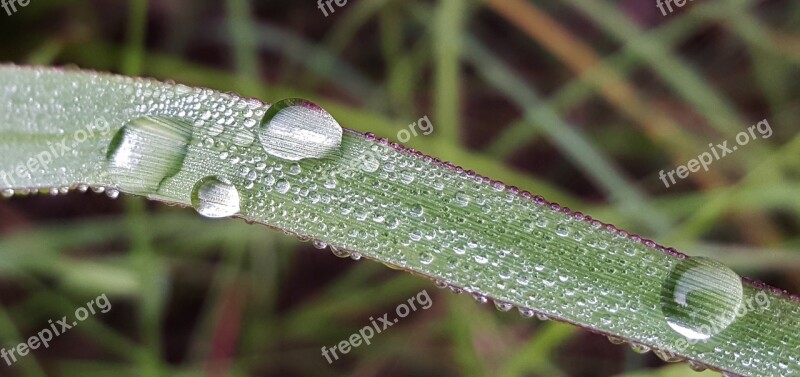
[356,151,381,172]
[257,98,342,161]
[555,224,571,237]
[607,336,626,345]
[190,176,241,218]
[312,240,328,249]
[518,308,535,318]
[660,257,743,341]
[1,189,13,198]
[410,204,425,217]
[106,116,191,195]
[275,179,291,194]
[653,349,683,363]
[330,246,351,258]
[105,189,120,199]
[494,300,513,312]
[629,343,650,354]
[453,191,470,207]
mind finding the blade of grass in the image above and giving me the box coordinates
[1,66,798,376]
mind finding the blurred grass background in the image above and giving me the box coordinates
[0,0,799,376]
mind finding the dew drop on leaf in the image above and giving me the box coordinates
[257,98,342,161]
[106,116,192,195]
[190,176,241,218]
[660,257,743,341]
[275,179,291,194]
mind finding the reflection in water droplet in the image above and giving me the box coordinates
[472,293,488,304]
[190,176,241,218]
[330,246,351,258]
[518,308,535,318]
[453,191,470,207]
[358,152,380,172]
[106,116,192,195]
[607,336,626,345]
[275,179,291,194]
[494,301,513,312]
[653,349,684,363]
[257,98,343,161]
[660,257,743,340]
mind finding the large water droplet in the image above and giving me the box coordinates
[660,257,743,340]
[257,98,342,161]
[106,116,192,195]
[190,176,241,218]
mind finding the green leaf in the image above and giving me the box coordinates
[0,65,797,376]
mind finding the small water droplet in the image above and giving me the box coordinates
[653,349,683,363]
[190,176,241,218]
[629,343,650,354]
[472,294,488,304]
[410,204,424,217]
[607,336,626,345]
[355,152,381,172]
[257,98,342,161]
[518,308,535,318]
[312,240,328,249]
[1,189,13,198]
[330,246,351,258]
[105,189,120,199]
[106,116,191,195]
[275,179,291,194]
[453,191,470,207]
[555,224,571,237]
[661,257,743,341]
[288,163,302,175]
[494,300,513,312]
